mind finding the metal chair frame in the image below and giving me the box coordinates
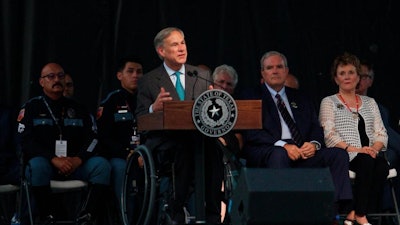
[21,178,89,225]
[0,184,20,224]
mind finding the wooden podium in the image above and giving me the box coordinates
[138,100,262,131]
[137,100,262,223]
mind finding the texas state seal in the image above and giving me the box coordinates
[192,89,237,137]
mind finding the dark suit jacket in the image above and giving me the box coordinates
[135,64,212,153]
[136,64,211,117]
[241,84,325,166]
[134,64,218,218]
[378,103,400,166]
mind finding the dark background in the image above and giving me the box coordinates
[1,0,399,129]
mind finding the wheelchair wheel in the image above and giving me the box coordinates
[222,160,242,224]
[121,145,157,225]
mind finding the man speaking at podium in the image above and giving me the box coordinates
[136,27,221,224]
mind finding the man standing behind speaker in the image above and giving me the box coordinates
[135,27,221,224]
[240,51,352,223]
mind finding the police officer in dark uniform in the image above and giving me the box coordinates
[17,62,111,225]
[96,56,143,223]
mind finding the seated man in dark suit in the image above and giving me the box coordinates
[240,51,352,222]
[356,60,400,169]
[356,60,400,210]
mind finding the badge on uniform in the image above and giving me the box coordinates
[130,134,140,150]
[67,108,76,118]
[18,123,25,133]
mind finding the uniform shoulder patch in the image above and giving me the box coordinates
[96,107,104,119]
[17,108,25,122]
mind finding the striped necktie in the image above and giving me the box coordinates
[275,94,303,146]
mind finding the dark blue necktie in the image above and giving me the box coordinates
[174,71,185,101]
[275,94,303,146]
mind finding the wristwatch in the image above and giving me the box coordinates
[311,141,321,150]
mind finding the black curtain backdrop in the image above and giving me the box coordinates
[1,0,399,127]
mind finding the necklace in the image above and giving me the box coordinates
[338,94,359,120]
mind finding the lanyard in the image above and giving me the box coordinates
[42,97,63,140]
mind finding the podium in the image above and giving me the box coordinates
[138,100,262,131]
[137,100,262,223]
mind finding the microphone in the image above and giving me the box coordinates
[187,70,199,78]
[188,70,200,100]
[188,70,222,100]
[187,70,223,89]
[188,70,211,83]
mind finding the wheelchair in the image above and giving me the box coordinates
[122,144,206,225]
[121,143,241,225]
[121,145,156,225]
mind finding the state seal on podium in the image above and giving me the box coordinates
[192,89,238,137]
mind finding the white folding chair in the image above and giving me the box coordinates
[0,184,20,193]
[50,180,88,193]
[22,179,89,225]
[49,180,89,224]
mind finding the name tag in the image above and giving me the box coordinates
[55,140,67,157]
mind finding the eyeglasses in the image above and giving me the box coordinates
[41,72,65,80]
[360,74,372,80]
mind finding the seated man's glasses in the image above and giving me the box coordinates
[41,72,66,80]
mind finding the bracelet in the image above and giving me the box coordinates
[344,144,350,151]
